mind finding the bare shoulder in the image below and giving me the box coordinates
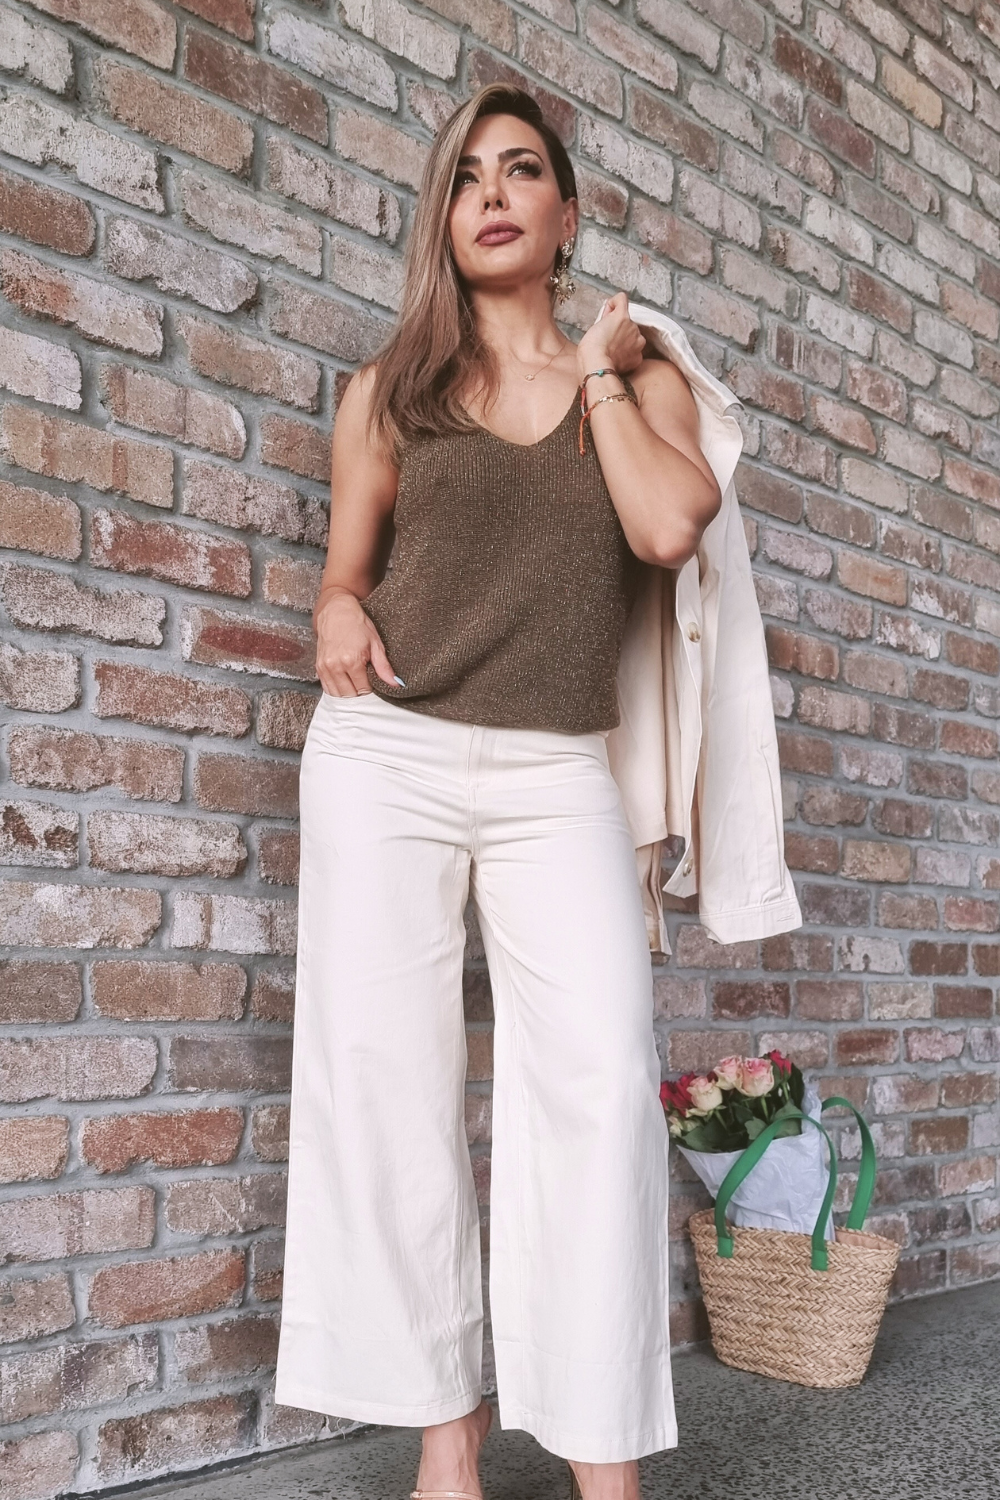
[333,361,397,470]
[627,355,696,417]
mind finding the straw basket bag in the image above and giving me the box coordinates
[688,1096,900,1388]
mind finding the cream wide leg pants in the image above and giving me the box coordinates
[274,690,677,1463]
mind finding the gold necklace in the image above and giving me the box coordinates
[514,336,571,381]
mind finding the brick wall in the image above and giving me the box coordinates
[1,0,998,1493]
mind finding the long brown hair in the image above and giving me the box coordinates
[360,83,577,465]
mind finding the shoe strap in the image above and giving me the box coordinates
[410,1492,481,1499]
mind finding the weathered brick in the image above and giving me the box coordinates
[0,1117,69,1183]
[182,460,327,546]
[255,689,317,750]
[179,169,322,275]
[2,562,164,646]
[91,960,246,1021]
[266,7,397,107]
[101,364,246,459]
[183,30,327,143]
[8,725,184,802]
[175,0,255,42]
[266,136,401,242]
[0,162,95,256]
[194,754,298,817]
[17,0,177,68]
[250,966,294,1023]
[177,312,321,411]
[0,1273,75,1345]
[0,882,160,950]
[267,278,386,363]
[0,323,81,409]
[82,1108,244,1174]
[262,557,322,614]
[250,1236,283,1301]
[0,92,164,210]
[0,799,78,869]
[165,1173,286,1235]
[87,809,247,878]
[168,1036,292,1093]
[0,1037,156,1104]
[174,1313,279,1382]
[0,1430,78,1500]
[182,605,316,681]
[0,406,173,509]
[0,478,81,560]
[93,661,252,737]
[259,412,331,482]
[104,216,258,314]
[1,641,81,716]
[251,1104,288,1162]
[171,892,296,955]
[95,58,253,176]
[97,1391,255,1483]
[0,247,163,355]
[89,1249,245,1329]
[0,1186,154,1263]
[0,1333,157,1423]
[0,960,81,1023]
[90,509,252,597]
[257,829,298,886]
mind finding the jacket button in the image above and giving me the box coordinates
[686,622,701,642]
[682,855,693,874]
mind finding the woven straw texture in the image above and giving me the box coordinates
[689,1208,901,1388]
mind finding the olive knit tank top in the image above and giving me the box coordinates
[359,374,645,734]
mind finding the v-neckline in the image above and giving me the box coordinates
[463,385,583,450]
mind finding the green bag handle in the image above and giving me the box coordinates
[712,1096,876,1272]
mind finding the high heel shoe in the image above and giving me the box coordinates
[411,1400,492,1500]
[567,1461,584,1500]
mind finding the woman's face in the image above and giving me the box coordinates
[447,112,576,295]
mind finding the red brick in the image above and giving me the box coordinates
[262,556,322,613]
[0,478,81,560]
[87,808,246,878]
[711,980,790,1020]
[171,891,296,954]
[667,1029,752,1073]
[97,1392,255,1484]
[0,406,173,509]
[0,1186,154,1263]
[0,1333,157,1424]
[88,1249,245,1328]
[195,754,299,816]
[940,1072,997,1108]
[0,1430,78,1500]
[182,459,327,545]
[93,660,252,737]
[168,1036,292,1093]
[0,323,80,409]
[256,690,318,750]
[0,163,95,256]
[0,247,163,356]
[0,1117,69,1184]
[95,59,253,176]
[179,169,321,275]
[0,960,81,1023]
[909,1116,969,1154]
[0,1036,157,1104]
[177,313,320,410]
[165,1173,286,1235]
[258,829,299,885]
[182,605,316,680]
[104,216,258,314]
[835,1028,900,1065]
[0,799,78,869]
[175,0,255,42]
[0,1274,75,1346]
[91,960,247,1021]
[0,645,79,714]
[174,1313,279,1382]
[259,412,330,482]
[101,365,246,459]
[0,881,161,950]
[82,1108,244,1174]
[250,966,294,1022]
[8,725,184,802]
[17,0,177,68]
[250,1236,283,1301]
[251,1104,288,1162]
[182,30,327,143]
[90,509,252,597]
[1,563,164,646]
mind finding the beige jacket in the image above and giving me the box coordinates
[603,302,803,955]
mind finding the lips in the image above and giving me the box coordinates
[476,222,522,244]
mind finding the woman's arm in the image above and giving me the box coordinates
[575,295,722,569]
[312,366,401,696]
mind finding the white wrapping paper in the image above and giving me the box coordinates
[676,1081,835,1240]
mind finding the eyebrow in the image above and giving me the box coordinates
[456,146,543,167]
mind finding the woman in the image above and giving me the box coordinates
[273,83,721,1500]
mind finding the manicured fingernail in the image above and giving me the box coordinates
[393,674,406,686]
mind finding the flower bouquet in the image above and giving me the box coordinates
[661,1051,834,1239]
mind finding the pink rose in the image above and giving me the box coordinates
[713,1056,743,1090]
[737,1057,774,1097]
[687,1075,724,1114]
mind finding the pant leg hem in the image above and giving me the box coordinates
[498,1403,679,1463]
[274,1380,483,1427]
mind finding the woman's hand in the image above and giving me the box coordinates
[314,585,400,697]
[575,291,646,381]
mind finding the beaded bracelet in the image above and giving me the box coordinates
[577,370,638,455]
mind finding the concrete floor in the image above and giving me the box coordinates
[105,1279,999,1500]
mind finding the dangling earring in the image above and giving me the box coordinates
[549,237,576,303]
